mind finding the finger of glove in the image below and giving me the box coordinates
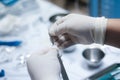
[55,15,68,25]
[59,40,74,49]
[49,19,67,36]
[47,48,58,57]
[49,23,57,36]
[50,36,59,45]
[28,47,52,59]
[55,34,71,46]
[48,15,68,36]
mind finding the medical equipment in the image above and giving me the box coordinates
[86,63,120,80]
[82,48,105,67]
[51,40,69,80]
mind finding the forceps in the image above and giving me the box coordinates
[57,53,69,80]
[52,44,69,80]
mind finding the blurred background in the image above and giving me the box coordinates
[49,0,88,14]
[49,0,120,18]
[1,0,120,19]
[0,0,120,80]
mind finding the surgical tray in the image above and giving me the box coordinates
[86,63,120,80]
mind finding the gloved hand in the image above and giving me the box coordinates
[49,14,107,48]
[27,47,61,80]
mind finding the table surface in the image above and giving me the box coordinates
[0,0,120,80]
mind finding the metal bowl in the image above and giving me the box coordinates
[49,13,68,23]
[82,48,105,67]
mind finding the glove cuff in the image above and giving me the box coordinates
[93,17,108,45]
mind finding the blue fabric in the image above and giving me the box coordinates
[0,0,18,6]
[0,41,22,46]
[0,69,5,77]
[89,0,120,18]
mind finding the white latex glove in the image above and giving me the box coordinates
[27,47,61,80]
[49,14,107,48]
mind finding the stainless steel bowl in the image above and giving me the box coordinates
[82,48,105,67]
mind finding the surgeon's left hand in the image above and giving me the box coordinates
[27,48,61,80]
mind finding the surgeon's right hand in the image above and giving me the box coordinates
[49,14,107,48]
